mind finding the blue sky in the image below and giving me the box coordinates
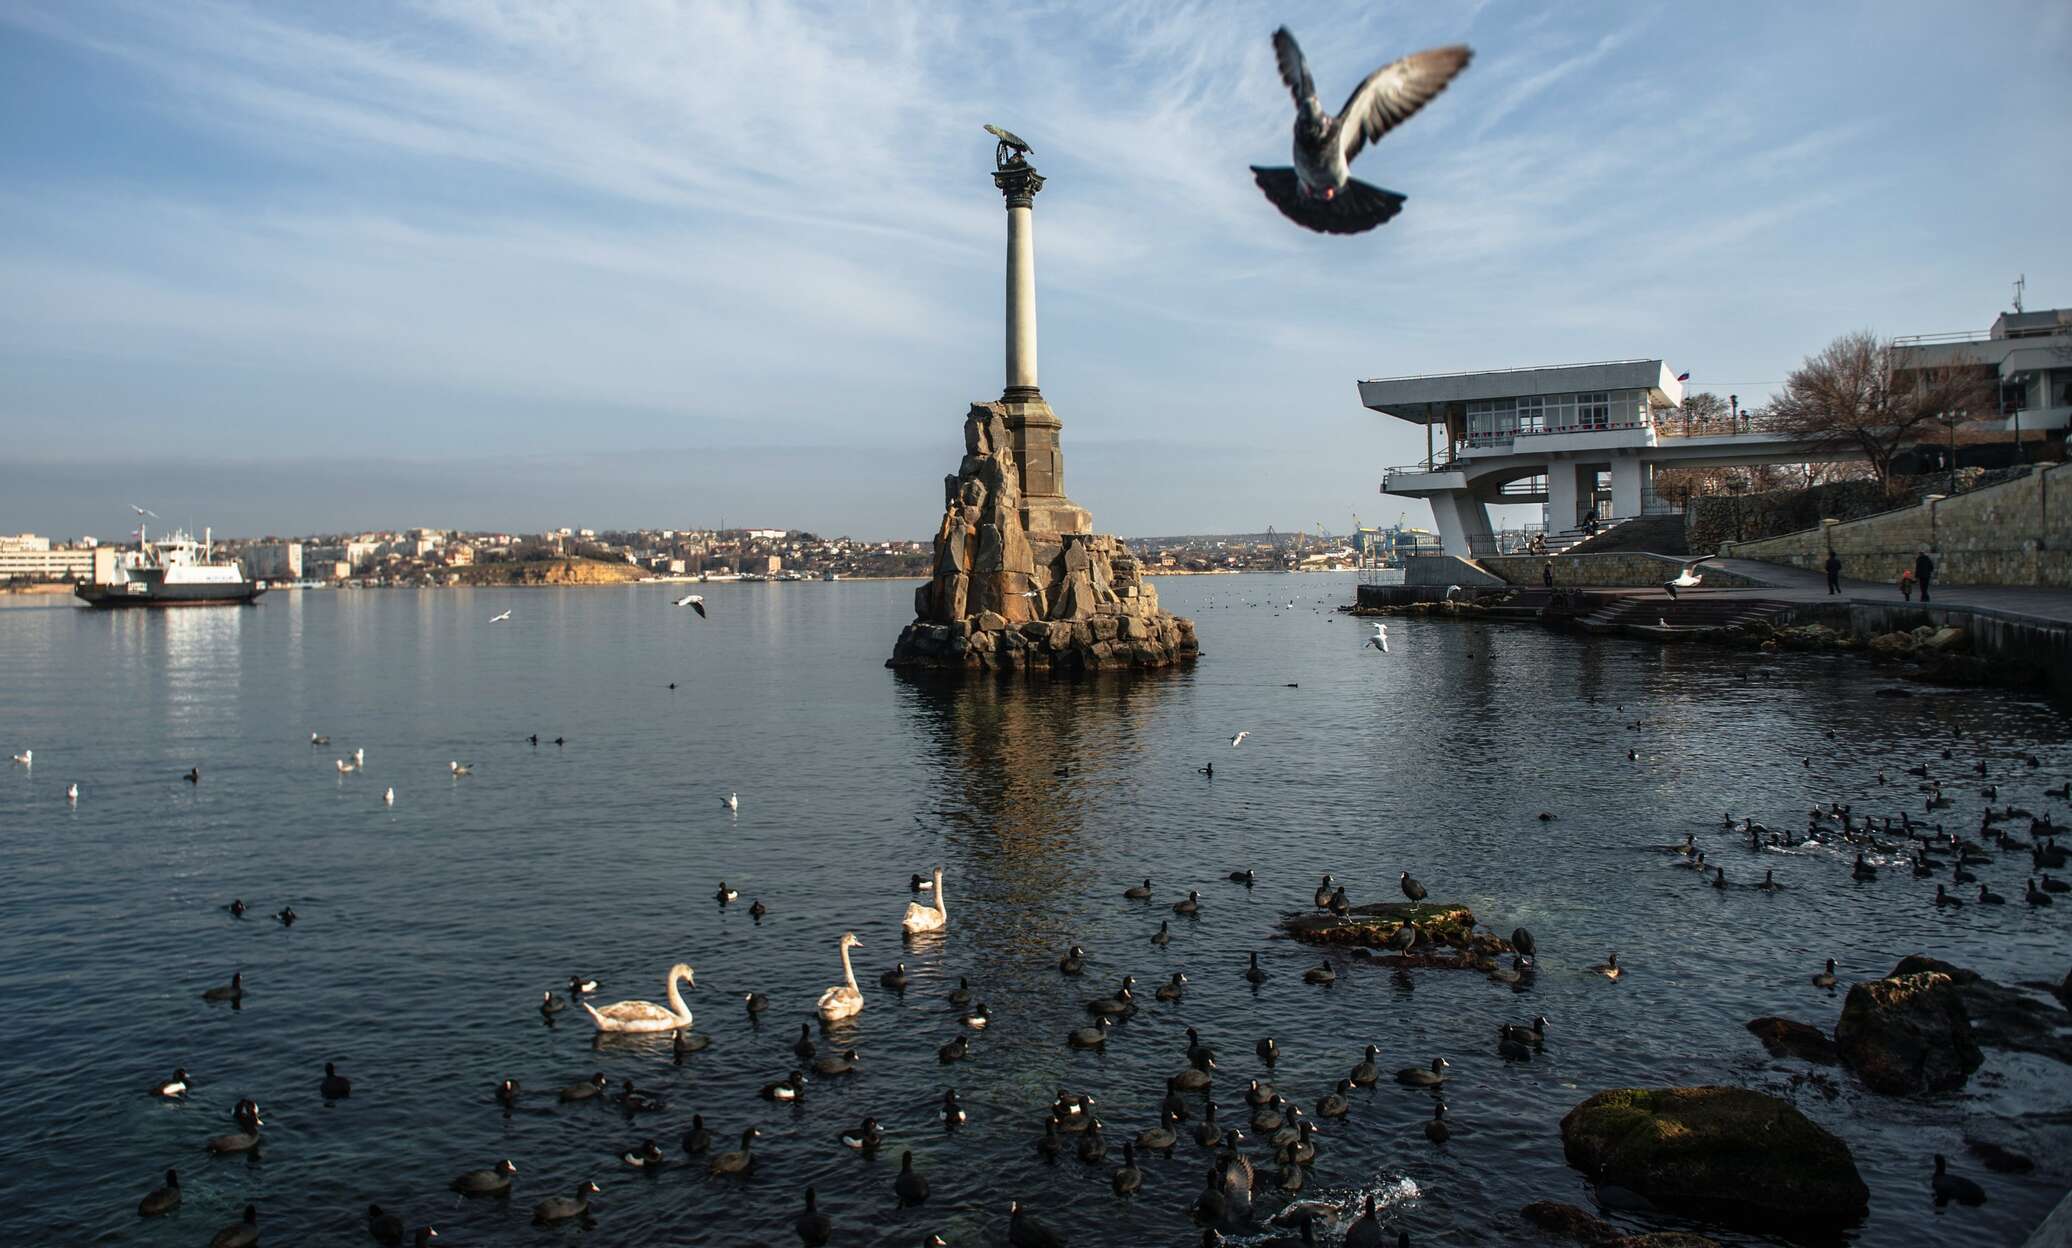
[3,1,2067,540]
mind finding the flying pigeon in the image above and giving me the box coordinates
[1366,622,1389,653]
[1251,27,1471,235]
[674,593,707,618]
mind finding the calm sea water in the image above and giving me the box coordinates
[1,574,2066,1247]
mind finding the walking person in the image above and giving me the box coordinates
[1824,549,1842,595]
[1542,559,1554,589]
[1914,549,1935,603]
[1899,568,1915,602]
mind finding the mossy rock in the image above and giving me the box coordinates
[1281,901,1478,949]
[1559,1086,1868,1233]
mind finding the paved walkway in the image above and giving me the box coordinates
[1704,559,2072,625]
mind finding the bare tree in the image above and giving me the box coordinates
[1770,330,1996,485]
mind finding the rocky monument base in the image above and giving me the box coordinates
[888,401,1196,673]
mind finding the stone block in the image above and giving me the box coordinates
[976,611,1007,633]
[1090,616,1119,642]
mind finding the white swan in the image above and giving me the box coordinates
[903,867,946,934]
[583,962,695,1034]
[817,932,864,1020]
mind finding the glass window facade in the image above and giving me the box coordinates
[1462,388,1650,444]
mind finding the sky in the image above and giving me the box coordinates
[2,1,2068,541]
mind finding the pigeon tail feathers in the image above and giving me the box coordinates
[1250,167,1405,235]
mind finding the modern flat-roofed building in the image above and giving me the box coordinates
[1362,358,1847,557]
[241,542,303,580]
[1890,306,2071,442]
[0,534,93,581]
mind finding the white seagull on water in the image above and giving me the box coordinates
[489,610,512,623]
[451,761,473,776]
[383,787,394,806]
[722,792,739,811]
[67,783,79,802]
[1230,732,1250,748]
[674,593,708,618]
[10,749,29,766]
[1366,623,1390,653]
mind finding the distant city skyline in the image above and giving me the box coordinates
[3,1,2067,539]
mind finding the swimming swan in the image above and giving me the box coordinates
[817,931,864,1020]
[903,867,947,934]
[582,963,694,1034]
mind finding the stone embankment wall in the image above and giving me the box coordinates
[1477,552,1768,589]
[1719,463,2072,588]
[889,401,1195,672]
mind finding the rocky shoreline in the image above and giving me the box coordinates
[1342,599,2045,690]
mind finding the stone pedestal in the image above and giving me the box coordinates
[998,389,1090,537]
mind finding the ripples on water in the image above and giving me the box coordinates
[0,575,2066,1246]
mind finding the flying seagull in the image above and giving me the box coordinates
[674,593,708,618]
[489,610,512,623]
[130,504,158,518]
[1366,622,1389,652]
[1230,731,1250,748]
[1251,28,1472,235]
[1663,557,1717,600]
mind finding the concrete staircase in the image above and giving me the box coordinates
[1573,594,1793,636]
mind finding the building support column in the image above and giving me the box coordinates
[1546,460,1583,532]
[1610,456,1645,518]
[1428,493,1494,558]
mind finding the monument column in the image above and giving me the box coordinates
[991,156,1088,536]
[999,165,1041,396]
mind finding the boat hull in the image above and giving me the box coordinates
[75,582,267,608]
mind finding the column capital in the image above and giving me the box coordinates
[992,162,1045,209]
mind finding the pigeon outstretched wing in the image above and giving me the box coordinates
[1334,45,1473,167]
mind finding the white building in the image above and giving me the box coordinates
[0,534,92,581]
[241,542,304,580]
[1890,306,2072,440]
[1363,359,1845,557]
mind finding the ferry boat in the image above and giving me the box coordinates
[75,525,266,608]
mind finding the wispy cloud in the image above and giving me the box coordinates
[1,1,2066,537]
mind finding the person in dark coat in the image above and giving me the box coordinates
[1914,549,1935,603]
[1824,550,1842,595]
[1542,559,1554,588]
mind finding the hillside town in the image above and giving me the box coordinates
[4,523,1415,589]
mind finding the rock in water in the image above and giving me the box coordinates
[1833,972,1983,1095]
[1281,901,1478,949]
[1744,1017,1839,1065]
[1558,1087,1868,1233]
[1519,1200,1615,1241]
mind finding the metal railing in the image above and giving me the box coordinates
[1891,330,1993,347]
